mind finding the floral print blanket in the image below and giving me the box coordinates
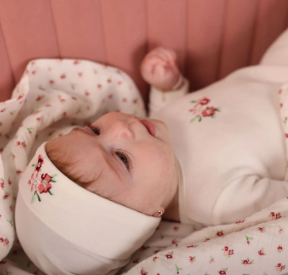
[0,59,288,275]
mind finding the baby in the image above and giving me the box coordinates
[15,30,288,275]
[46,45,288,227]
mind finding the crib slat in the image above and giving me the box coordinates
[0,23,14,102]
[146,0,186,75]
[186,0,226,92]
[100,0,148,101]
[250,0,288,65]
[219,0,259,79]
[50,0,106,63]
[0,0,59,83]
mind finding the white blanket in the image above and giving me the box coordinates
[0,59,288,275]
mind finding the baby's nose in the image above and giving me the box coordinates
[108,120,134,140]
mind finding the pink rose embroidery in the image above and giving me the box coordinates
[216,231,224,237]
[187,244,198,248]
[218,268,227,275]
[222,246,234,257]
[269,212,282,220]
[258,249,265,256]
[258,227,265,232]
[0,238,9,247]
[277,245,283,252]
[209,257,215,264]
[189,98,220,122]
[189,256,196,263]
[171,239,178,246]
[29,155,57,203]
[242,258,253,265]
[166,252,173,259]
[153,256,158,262]
[275,263,285,272]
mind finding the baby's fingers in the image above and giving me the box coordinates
[152,47,177,65]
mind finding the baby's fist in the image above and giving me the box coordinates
[140,47,181,91]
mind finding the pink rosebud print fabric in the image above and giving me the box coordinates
[1,59,288,275]
[0,59,145,275]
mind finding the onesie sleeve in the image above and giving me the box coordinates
[213,176,288,225]
[148,77,189,117]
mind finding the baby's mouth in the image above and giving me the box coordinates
[82,126,96,136]
[136,118,156,136]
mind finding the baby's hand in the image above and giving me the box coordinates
[140,47,181,91]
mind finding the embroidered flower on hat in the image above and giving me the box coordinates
[29,154,57,203]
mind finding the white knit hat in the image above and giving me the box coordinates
[15,142,160,275]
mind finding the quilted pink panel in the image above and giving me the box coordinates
[0,0,287,103]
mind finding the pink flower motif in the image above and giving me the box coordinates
[209,258,215,264]
[154,249,161,254]
[279,228,284,234]
[228,249,234,256]
[132,259,139,264]
[258,227,265,232]
[275,263,285,272]
[202,107,217,117]
[242,258,253,265]
[3,192,10,199]
[189,256,196,263]
[173,226,179,231]
[0,179,4,189]
[216,231,224,237]
[270,212,276,220]
[153,256,158,262]
[258,249,265,256]
[171,239,178,246]
[36,95,44,101]
[235,220,244,224]
[199,97,210,105]
[187,245,197,248]
[1,238,9,246]
[166,253,173,259]
[276,213,282,219]
[277,245,283,252]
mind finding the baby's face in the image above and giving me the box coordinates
[46,112,176,216]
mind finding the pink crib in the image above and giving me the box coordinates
[0,0,288,103]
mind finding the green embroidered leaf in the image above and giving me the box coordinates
[48,190,53,195]
[32,164,35,167]
[197,115,202,122]
[190,117,197,123]
[191,100,197,103]
[31,192,36,204]
[36,191,41,202]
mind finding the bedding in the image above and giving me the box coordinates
[0,59,288,275]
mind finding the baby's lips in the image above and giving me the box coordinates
[136,118,156,137]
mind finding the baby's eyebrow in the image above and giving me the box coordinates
[95,143,123,182]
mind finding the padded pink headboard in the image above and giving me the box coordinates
[1,0,288,103]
